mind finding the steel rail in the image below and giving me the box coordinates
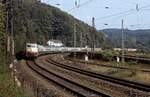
[46,58,150,92]
[27,61,110,97]
[65,57,150,72]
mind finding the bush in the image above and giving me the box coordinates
[101,50,114,61]
[127,61,138,65]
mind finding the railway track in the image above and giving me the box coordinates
[26,60,110,97]
[74,52,150,64]
[45,56,150,95]
[65,57,150,72]
[117,55,150,64]
[124,55,150,59]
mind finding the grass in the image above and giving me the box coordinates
[73,58,150,84]
[86,59,147,69]
[87,65,116,73]
[112,70,135,78]
[126,52,150,58]
[128,71,150,84]
[0,60,26,97]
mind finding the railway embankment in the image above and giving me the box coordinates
[43,54,150,97]
[16,60,51,97]
[70,52,150,64]
[14,53,150,97]
[16,60,76,97]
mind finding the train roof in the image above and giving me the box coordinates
[26,43,38,46]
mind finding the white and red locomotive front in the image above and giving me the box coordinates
[26,43,39,58]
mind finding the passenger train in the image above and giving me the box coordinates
[25,43,102,58]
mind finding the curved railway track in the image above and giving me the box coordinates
[46,57,150,94]
[26,60,110,97]
[117,55,150,64]
[123,55,150,60]
[65,57,150,72]
[74,52,150,64]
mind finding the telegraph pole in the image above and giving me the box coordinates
[10,0,14,56]
[121,19,125,65]
[4,0,14,56]
[74,22,77,58]
[74,22,77,48]
[92,17,95,52]
[3,0,15,84]
[91,17,96,59]
[10,0,15,85]
[74,23,76,47]
[85,32,89,61]
[4,0,11,53]
[80,31,83,47]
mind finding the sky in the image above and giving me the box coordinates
[41,0,150,30]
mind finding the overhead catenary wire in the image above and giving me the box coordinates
[82,8,136,24]
[48,0,150,27]
[96,5,145,21]
[141,8,150,11]
[96,9,135,20]
[44,0,150,23]
[68,0,93,13]
[86,9,137,26]
[121,1,137,5]
[130,22,150,28]
[87,3,150,30]
[96,12,135,26]
[88,3,150,23]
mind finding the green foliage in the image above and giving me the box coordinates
[127,61,138,65]
[0,65,25,97]
[101,50,116,61]
[13,0,104,53]
[101,29,150,53]
[0,4,26,97]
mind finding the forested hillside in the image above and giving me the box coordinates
[101,29,150,52]
[13,0,104,52]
